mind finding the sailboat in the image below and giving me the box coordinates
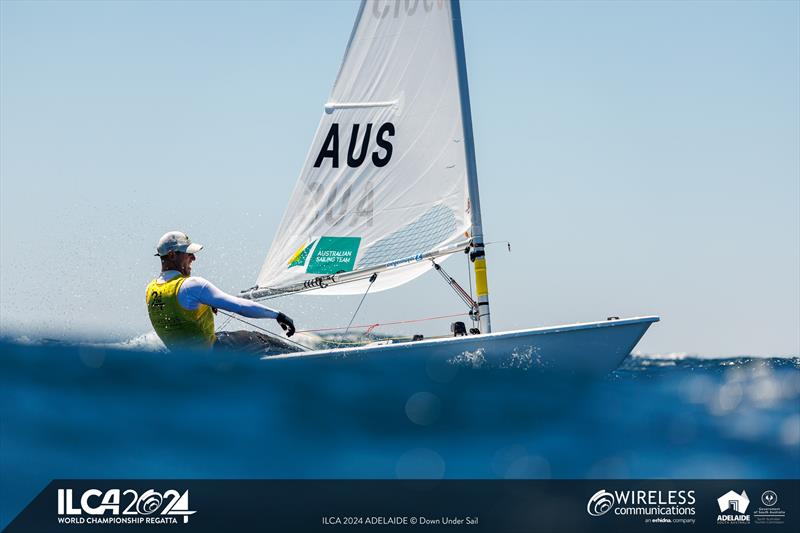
[240,0,658,372]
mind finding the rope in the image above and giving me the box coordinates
[216,310,313,351]
[296,311,469,334]
[218,309,470,349]
[344,272,377,335]
[216,310,234,332]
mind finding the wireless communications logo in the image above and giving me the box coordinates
[587,490,615,516]
[586,488,696,524]
[57,488,196,525]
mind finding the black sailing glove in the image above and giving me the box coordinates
[276,312,296,337]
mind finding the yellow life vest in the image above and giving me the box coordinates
[145,275,215,350]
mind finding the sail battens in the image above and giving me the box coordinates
[365,193,462,214]
[324,100,398,113]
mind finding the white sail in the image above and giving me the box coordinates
[254,0,471,296]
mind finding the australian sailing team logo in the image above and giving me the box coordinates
[287,237,360,274]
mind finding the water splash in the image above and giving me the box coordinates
[448,347,486,368]
[98,331,166,352]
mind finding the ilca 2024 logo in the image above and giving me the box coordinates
[57,488,196,525]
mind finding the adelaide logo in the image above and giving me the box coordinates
[717,489,750,524]
[587,490,615,517]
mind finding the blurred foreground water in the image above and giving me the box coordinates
[1,339,798,527]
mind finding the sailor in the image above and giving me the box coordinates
[146,231,296,353]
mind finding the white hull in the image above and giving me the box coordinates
[268,316,659,373]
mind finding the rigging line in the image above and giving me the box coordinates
[211,307,233,333]
[216,310,313,352]
[344,272,378,336]
[215,311,234,332]
[296,311,469,334]
[483,240,512,252]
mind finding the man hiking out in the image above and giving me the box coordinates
[146,231,298,354]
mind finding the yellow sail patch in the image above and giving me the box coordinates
[287,240,315,268]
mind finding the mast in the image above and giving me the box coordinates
[451,0,492,333]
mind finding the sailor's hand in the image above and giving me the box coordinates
[276,312,296,337]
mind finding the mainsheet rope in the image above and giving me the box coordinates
[215,310,313,351]
[296,311,470,334]
[216,309,471,348]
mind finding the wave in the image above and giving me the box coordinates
[7,332,166,352]
[96,331,166,352]
[633,351,799,361]
[5,332,798,362]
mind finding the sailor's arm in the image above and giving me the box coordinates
[179,277,296,335]
[193,278,278,318]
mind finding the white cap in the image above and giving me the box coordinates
[155,231,204,256]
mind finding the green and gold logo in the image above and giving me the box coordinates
[287,237,361,273]
[287,240,316,268]
[307,237,361,274]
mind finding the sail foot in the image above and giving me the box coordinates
[243,239,472,301]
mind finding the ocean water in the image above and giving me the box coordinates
[1,337,798,528]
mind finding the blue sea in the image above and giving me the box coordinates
[1,337,798,529]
